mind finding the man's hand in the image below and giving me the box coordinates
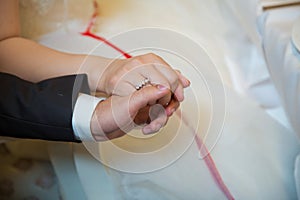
[90,84,178,141]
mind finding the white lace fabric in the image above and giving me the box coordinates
[19,0,94,40]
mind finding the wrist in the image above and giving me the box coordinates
[90,101,103,135]
[80,55,112,93]
[72,93,105,141]
[90,100,112,141]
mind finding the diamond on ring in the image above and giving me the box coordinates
[135,78,150,90]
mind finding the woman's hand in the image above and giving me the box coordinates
[95,53,190,102]
[90,84,176,141]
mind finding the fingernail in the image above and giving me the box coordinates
[154,124,162,132]
[186,79,191,86]
[156,84,168,91]
[143,126,154,135]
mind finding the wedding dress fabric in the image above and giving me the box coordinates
[223,1,300,196]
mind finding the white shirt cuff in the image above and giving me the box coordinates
[72,93,105,141]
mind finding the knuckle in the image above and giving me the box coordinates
[175,69,182,74]
[108,75,119,86]
[122,64,132,73]
[145,52,157,59]
[129,57,143,67]
[158,81,170,89]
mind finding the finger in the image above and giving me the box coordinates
[165,97,180,117]
[93,129,127,141]
[148,95,157,106]
[137,54,187,101]
[142,104,168,134]
[153,63,179,92]
[129,84,169,114]
[142,114,168,135]
[138,64,171,90]
[140,53,171,68]
[175,70,190,88]
[112,81,136,96]
[133,106,150,125]
[106,129,126,140]
[112,69,146,96]
[146,54,182,92]
[123,72,148,92]
[173,82,184,102]
[139,53,185,94]
[157,90,172,107]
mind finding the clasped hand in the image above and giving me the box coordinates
[89,53,190,141]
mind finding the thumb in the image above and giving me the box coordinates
[129,85,170,112]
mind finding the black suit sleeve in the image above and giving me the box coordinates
[0,73,91,142]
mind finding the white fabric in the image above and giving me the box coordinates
[219,4,300,196]
[259,7,300,197]
[19,0,94,40]
[223,0,300,45]
[221,0,300,131]
[260,6,300,136]
[72,93,105,141]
